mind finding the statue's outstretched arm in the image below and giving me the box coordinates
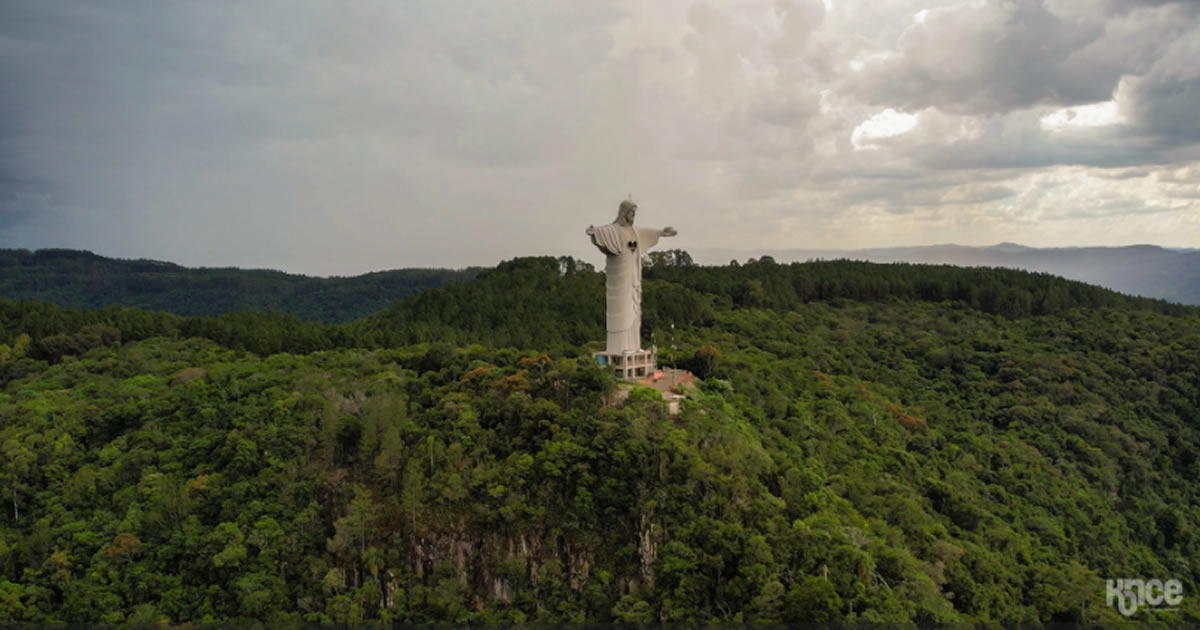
[586,225,595,236]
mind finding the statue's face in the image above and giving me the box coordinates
[617,200,638,225]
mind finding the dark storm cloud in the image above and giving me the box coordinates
[849,0,1198,116]
[0,0,1197,269]
[1099,0,1196,13]
[911,120,1181,170]
[852,1,1104,114]
[0,1,642,272]
[1117,25,1200,145]
[0,186,34,232]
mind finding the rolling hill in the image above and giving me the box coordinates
[694,243,1200,305]
[0,248,480,323]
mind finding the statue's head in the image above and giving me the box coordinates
[616,199,637,226]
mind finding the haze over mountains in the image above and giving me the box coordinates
[694,244,1200,306]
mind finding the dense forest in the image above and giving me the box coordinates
[1,254,1198,624]
[0,249,479,323]
[697,243,1200,306]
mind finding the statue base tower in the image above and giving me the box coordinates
[594,347,657,381]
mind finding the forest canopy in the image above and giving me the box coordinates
[0,248,479,323]
[1,254,1198,624]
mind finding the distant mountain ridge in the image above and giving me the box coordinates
[0,248,480,322]
[693,243,1200,305]
[4,243,1197,323]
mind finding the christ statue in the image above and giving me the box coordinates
[586,200,677,355]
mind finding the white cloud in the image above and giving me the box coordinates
[851,109,920,150]
[1040,100,1125,131]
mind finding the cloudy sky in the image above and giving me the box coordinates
[2,0,1199,275]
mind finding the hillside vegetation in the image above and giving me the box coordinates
[0,249,479,323]
[696,243,1200,306]
[0,255,1198,624]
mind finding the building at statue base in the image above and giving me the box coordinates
[593,347,657,381]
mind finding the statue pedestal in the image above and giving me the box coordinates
[594,347,657,381]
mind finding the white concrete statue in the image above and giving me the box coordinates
[586,200,677,354]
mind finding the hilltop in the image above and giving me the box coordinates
[0,255,1197,624]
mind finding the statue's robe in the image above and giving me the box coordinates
[589,223,663,354]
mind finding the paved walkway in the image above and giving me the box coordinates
[606,367,699,412]
[636,367,696,396]
[636,367,698,415]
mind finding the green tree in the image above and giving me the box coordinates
[786,577,842,622]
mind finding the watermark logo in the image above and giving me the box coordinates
[1105,578,1183,616]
